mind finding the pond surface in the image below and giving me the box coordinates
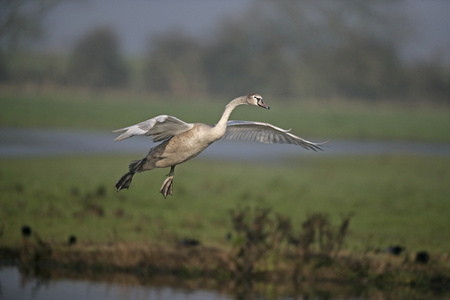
[1,265,371,300]
[3,264,444,300]
[1,266,233,300]
[1,127,449,160]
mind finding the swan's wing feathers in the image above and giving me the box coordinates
[224,120,326,151]
[113,115,194,142]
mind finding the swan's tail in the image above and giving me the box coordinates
[115,158,147,191]
[128,159,146,172]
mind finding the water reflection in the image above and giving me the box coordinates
[0,264,375,300]
[1,264,446,300]
[1,266,232,300]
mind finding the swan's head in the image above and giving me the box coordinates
[247,93,270,109]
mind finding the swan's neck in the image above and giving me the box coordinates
[213,97,246,137]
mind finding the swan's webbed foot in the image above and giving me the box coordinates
[160,176,174,198]
[160,165,175,199]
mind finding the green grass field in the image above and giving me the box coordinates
[0,87,449,255]
[1,155,449,253]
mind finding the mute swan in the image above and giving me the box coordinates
[114,94,325,198]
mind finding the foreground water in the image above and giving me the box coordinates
[1,127,449,159]
[1,265,373,300]
[0,266,233,300]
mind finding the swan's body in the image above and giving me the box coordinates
[114,94,325,198]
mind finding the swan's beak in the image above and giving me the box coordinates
[257,99,270,110]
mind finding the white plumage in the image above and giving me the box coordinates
[113,115,194,142]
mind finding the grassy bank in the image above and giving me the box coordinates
[1,155,449,253]
[1,86,449,142]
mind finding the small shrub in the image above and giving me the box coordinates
[228,207,354,278]
[293,212,354,260]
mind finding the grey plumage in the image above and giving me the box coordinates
[113,94,326,198]
[223,120,325,151]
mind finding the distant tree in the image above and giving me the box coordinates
[0,51,10,82]
[200,0,409,99]
[277,0,405,99]
[0,0,62,52]
[203,18,295,97]
[141,0,447,101]
[143,32,206,95]
[405,62,450,103]
[0,0,63,84]
[68,27,128,88]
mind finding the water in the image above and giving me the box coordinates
[3,264,442,300]
[1,128,449,160]
[0,265,371,300]
[0,266,232,300]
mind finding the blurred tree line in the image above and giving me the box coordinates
[0,0,62,82]
[1,0,449,102]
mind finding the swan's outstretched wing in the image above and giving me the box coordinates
[113,115,194,142]
[223,120,327,151]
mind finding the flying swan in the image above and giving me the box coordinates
[114,94,326,198]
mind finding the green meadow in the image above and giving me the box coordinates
[0,155,449,253]
[0,87,449,254]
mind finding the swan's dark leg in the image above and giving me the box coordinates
[160,165,175,198]
[115,158,147,191]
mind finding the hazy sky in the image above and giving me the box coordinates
[39,0,450,63]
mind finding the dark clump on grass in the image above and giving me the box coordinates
[178,238,200,247]
[73,202,104,219]
[385,245,405,256]
[14,183,24,193]
[68,235,77,246]
[21,225,32,237]
[70,186,80,197]
[415,251,430,264]
[114,208,125,218]
[72,185,107,219]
